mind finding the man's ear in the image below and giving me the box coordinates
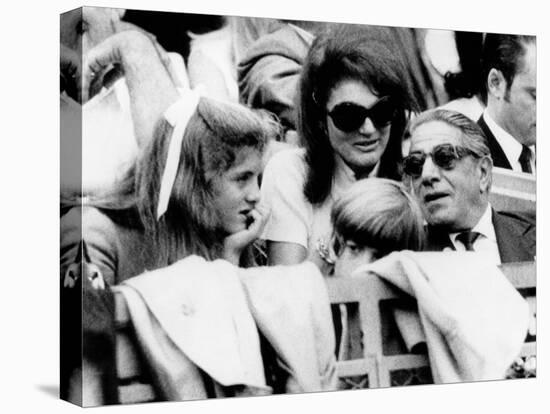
[478,156,493,193]
[487,68,507,99]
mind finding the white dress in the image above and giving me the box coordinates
[260,148,359,271]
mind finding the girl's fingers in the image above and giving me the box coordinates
[254,203,271,224]
[246,209,263,237]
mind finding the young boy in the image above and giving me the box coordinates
[330,178,425,278]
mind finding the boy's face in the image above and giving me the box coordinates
[333,239,378,277]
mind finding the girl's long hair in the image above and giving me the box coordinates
[92,97,280,268]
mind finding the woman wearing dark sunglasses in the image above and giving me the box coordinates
[260,24,419,271]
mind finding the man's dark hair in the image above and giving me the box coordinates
[480,33,535,104]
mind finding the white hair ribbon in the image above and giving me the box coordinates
[156,88,202,219]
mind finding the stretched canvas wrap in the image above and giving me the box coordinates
[60,5,536,408]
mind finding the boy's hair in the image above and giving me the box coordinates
[331,178,425,259]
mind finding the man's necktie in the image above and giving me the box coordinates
[519,145,533,174]
[456,231,480,251]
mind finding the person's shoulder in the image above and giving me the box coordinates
[62,205,117,228]
[495,210,536,226]
[264,147,306,179]
[61,206,122,244]
[266,146,306,166]
[495,209,535,222]
[60,206,118,263]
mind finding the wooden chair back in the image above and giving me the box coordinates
[326,261,536,388]
[108,260,536,399]
[111,287,159,404]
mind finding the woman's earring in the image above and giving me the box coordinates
[324,122,330,136]
[312,92,319,105]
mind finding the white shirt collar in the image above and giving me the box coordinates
[471,203,497,243]
[483,109,535,171]
[449,203,496,245]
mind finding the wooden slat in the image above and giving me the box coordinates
[116,330,143,380]
[112,287,158,403]
[112,288,130,326]
[526,296,536,317]
[492,167,536,194]
[382,354,430,371]
[489,167,536,212]
[519,342,536,358]
[326,277,372,303]
[335,358,375,378]
[118,383,156,405]
[500,262,536,289]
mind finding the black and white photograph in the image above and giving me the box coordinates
[57,2,539,408]
[3,0,546,413]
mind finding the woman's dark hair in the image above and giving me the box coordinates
[297,24,419,205]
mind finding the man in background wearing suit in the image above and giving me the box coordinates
[477,34,536,174]
[404,109,535,264]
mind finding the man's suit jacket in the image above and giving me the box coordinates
[425,209,536,263]
[477,115,513,170]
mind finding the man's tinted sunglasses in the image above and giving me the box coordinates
[327,96,396,132]
[403,144,478,178]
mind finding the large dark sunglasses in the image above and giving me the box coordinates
[327,97,396,132]
[403,144,478,178]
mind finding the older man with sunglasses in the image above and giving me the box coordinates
[404,109,535,263]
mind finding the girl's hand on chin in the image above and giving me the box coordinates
[222,204,270,265]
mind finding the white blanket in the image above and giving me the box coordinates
[353,251,530,383]
[116,256,337,399]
